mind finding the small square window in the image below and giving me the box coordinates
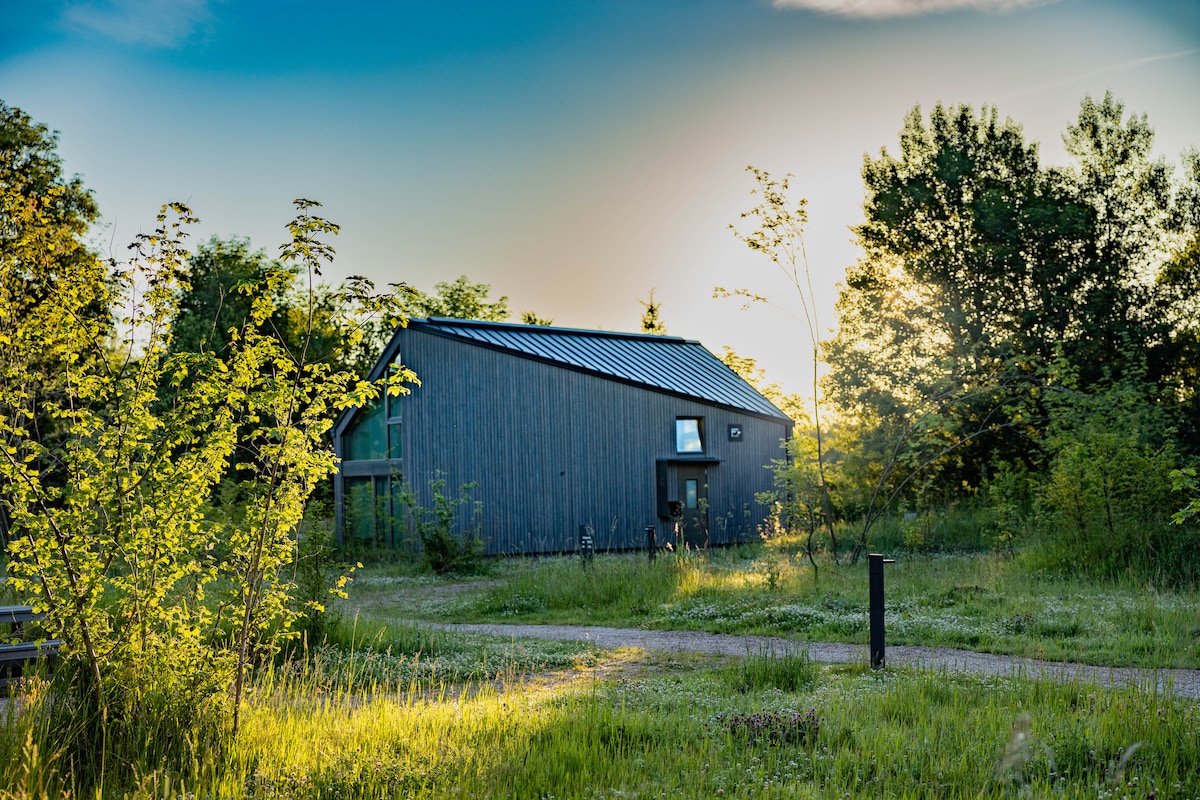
[675,417,704,454]
[728,424,743,442]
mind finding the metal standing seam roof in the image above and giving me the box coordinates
[412,318,791,422]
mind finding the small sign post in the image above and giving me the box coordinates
[579,525,594,565]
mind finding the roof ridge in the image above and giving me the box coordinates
[404,319,789,422]
[416,317,698,344]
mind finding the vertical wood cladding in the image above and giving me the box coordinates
[341,327,790,554]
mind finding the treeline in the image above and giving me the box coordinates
[170,239,542,386]
[745,93,1200,583]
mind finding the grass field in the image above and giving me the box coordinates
[3,545,1199,798]
[349,547,1200,669]
[6,640,1195,799]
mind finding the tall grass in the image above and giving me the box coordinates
[845,503,1002,553]
[4,642,1196,798]
[468,554,722,623]
[728,645,819,693]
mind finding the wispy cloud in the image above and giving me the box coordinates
[771,0,1054,19]
[62,0,215,48]
[1005,48,1200,99]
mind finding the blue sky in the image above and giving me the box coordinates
[2,0,1197,396]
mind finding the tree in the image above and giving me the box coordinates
[1158,230,1200,452]
[406,274,557,328]
[726,168,840,560]
[0,102,111,542]
[824,98,1191,501]
[168,236,411,518]
[639,289,668,335]
[409,274,509,321]
[827,104,1069,432]
[721,345,829,571]
[0,103,102,303]
[172,236,298,357]
[520,310,554,326]
[174,235,410,380]
[0,200,411,786]
[719,346,807,428]
[1150,137,1200,453]
[1059,91,1177,388]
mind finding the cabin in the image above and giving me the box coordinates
[332,318,792,555]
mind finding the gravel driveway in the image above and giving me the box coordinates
[425,622,1200,700]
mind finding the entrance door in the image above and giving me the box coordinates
[677,465,709,550]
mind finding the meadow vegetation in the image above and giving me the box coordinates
[352,541,1200,670]
[5,594,1199,798]
[2,91,1200,798]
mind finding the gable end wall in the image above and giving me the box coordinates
[337,327,789,554]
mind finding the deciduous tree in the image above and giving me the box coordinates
[825,97,1194,502]
[1,199,411,787]
[409,274,509,321]
[726,168,839,560]
[0,101,111,542]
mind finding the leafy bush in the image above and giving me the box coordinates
[1172,467,1200,524]
[853,502,999,554]
[982,460,1036,552]
[1033,390,1200,586]
[293,514,356,644]
[397,478,485,575]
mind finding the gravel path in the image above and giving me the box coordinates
[425,622,1200,700]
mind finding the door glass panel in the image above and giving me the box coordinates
[685,479,698,509]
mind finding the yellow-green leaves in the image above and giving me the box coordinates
[1,191,416,780]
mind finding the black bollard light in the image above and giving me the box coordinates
[869,553,896,669]
[646,526,657,563]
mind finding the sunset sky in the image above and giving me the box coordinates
[3,0,1197,397]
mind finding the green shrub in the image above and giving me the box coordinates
[854,502,998,554]
[982,459,1036,552]
[1034,400,1199,586]
[398,478,485,575]
[0,200,410,791]
[292,514,350,644]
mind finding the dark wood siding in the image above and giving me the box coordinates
[339,328,789,554]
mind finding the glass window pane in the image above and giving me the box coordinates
[388,422,402,460]
[346,478,375,540]
[386,360,403,421]
[676,418,703,453]
[346,397,388,460]
[685,479,698,509]
[387,474,408,550]
[374,475,392,542]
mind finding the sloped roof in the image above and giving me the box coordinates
[407,317,791,422]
